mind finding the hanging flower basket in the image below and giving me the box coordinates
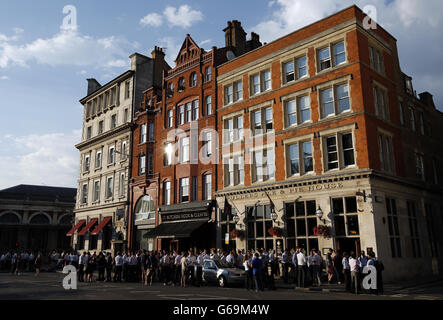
[230,229,245,240]
[268,227,283,238]
[313,225,331,238]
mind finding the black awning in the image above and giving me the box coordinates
[144,220,209,239]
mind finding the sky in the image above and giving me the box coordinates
[0,0,442,190]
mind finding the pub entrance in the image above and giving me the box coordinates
[336,238,361,255]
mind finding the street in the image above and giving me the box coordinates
[1,272,442,300]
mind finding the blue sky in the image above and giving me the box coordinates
[1,0,442,189]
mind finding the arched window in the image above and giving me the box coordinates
[135,195,156,221]
[190,72,197,87]
[0,213,20,224]
[29,214,50,225]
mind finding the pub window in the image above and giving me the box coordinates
[407,201,421,258]
[285,200,318,252]
[332,197,359,237]
[386,197,402,258]
[246,205,275,251]
[178,77,185,91]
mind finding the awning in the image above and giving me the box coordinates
[78,219,98,236]
[144,220,209,239]
[66,220,86,237]
[90,217,112,236]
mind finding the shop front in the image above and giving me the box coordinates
[146,201,216,252]
[216,172,375,256]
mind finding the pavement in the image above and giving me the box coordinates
[1,271,443,300]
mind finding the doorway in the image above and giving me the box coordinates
[336,238,361,255]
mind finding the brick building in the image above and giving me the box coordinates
[215,5,443,281]
[72,50,167,254]
[128,25,261,251]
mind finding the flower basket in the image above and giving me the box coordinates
[267,227,283,238]
[313,225,331,238]
[229,229,245,240]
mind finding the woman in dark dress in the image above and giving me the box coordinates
[87,252,97,282]
[34,252,42,277]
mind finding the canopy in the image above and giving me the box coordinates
[66,220,85,237]
[78,219,98,236]
[90,217,112,236]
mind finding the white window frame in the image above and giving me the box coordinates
[250,70,271,96]
[140,124,147,143]
[106,177,114,199]
[319,83,351,119]
[93,180,100,203]
[108,146,115,165]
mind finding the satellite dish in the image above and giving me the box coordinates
[226,50,236,61]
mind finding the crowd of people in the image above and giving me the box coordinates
[0,251,43,276]
[0,247,384,295]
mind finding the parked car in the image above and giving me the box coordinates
[202,259,245,287]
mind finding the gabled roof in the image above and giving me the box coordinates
[0,185,76,203]
[174,34,204,65]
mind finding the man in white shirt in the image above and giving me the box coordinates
[78,252,88,282]
[296,247,307,288]
[226,250,235,266]
[349,253,360,294]
[342,252,351,292]
[114,252,123,282]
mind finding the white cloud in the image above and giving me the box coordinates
[0,75,8,80]
[199,39,211,46]
[251,0,443,109]
[140,13,163,27]
[140,5,204,29]
[0,27,136,70]
[0,130,81,189]
[164,5,204,28]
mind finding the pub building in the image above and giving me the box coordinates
[127,24,262,251]
[215,6,443,282]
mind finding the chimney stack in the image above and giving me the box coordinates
[419,92,436,109]
[224,20,247,56]
[86,79,101,96]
